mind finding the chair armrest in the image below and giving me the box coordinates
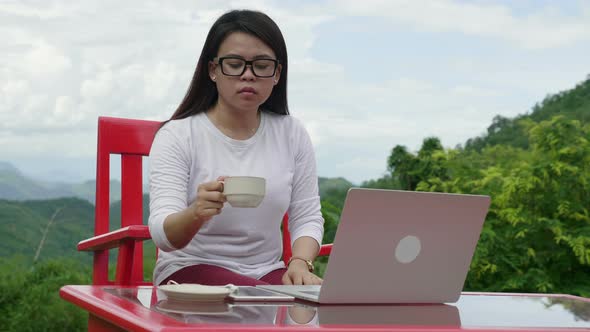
[318,244,332,257]
[78,225,151,251]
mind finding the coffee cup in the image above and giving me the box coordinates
[222,176,265,208]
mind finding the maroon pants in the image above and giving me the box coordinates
[160,264,288,286]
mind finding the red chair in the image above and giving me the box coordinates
[77,116,332,286]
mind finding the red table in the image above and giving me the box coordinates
[60,285,590,331]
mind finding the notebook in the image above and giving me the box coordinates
[258,188,491,304]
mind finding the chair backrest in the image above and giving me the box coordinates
[93,116,161,285]
[93,116,295,285]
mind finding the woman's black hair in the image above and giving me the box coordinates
[169,9,289,121]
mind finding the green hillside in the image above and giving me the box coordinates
[370,76,590,297]
[0,198,95,264]
[0,180,345,266]
[318,176,354,209]
[0,162,59,200]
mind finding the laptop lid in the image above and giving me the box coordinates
[317,188,490,304]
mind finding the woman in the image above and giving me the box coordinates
[148,9,324,287]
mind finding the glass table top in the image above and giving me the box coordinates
[104,287,590,329]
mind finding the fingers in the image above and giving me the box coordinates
[283,270,323,286]
[197,204,223,216]
[282,271,306,285]
[198,189,226,204]
[300,273,322,285]
[282,272,293,285]
[189,202,222,224]
[310,275,323,285]
[198,180,227,203]
[316,276,323,285]
[292,273,303,285]
[303,273,319,285]
[216,176,227,192]
[191,180,229,223]
[200,180,225,194]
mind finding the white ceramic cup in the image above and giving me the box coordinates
[222,176,266,208]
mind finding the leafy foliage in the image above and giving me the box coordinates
[381,115,590,296]
[0,256,91,332]
[357,78,590,296]
[0,198,95,263]
[465,116,590,296]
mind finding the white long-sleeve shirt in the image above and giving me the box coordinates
[148,111,324,286]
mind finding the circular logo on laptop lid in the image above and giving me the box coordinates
[395,235,421,263]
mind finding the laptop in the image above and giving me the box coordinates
[258,188,491,304]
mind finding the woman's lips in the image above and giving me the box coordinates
[238,87,257,95]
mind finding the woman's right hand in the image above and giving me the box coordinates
[188,177,227,223]
[163,177,227,250]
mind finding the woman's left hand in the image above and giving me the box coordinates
[282,260,323,285]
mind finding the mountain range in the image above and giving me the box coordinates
[0,161,354,205]
[0,161,121,203]
[0,174,351,266]
[0,162,353,265]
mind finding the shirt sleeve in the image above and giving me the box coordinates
[148,123,191,252]
[287,119,325,249]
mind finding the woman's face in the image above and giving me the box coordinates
[209,32,281,114]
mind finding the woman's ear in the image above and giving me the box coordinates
[208,61,217,82]
[274,63,282,85]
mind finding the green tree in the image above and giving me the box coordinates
[387,145,418,190]
[417,116,590,296]
[387,137,448,191]
[0,257,91,332]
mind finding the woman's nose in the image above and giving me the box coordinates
[240,65,256,80]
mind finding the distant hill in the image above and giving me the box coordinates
[0,161,121,203]
[109,193,151,228]
[0,161,60,200]
[0,197,95,264]
[0,178,351,263]
[318,177,354,196]
[318,177,354,209]
[465,77,590,151]
[0,162,354,207]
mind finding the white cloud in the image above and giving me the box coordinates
[335,156,388,174]
[293,72,519,182]
[290,57,344,76]
[54,95,73,116]
[327,0,590,49]
[81,69,113,99]
[51,95,83,127]
[0,0,589,184]
[23,40,72,76]
[0,79,28,107]
[143,62,179,102]
[451,85,502,98]
[0,1,77,19]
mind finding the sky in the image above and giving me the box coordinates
[1,0,590,185]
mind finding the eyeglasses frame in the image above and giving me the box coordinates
[213,56,280,78]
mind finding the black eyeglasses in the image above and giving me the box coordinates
[214,56,279,78]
